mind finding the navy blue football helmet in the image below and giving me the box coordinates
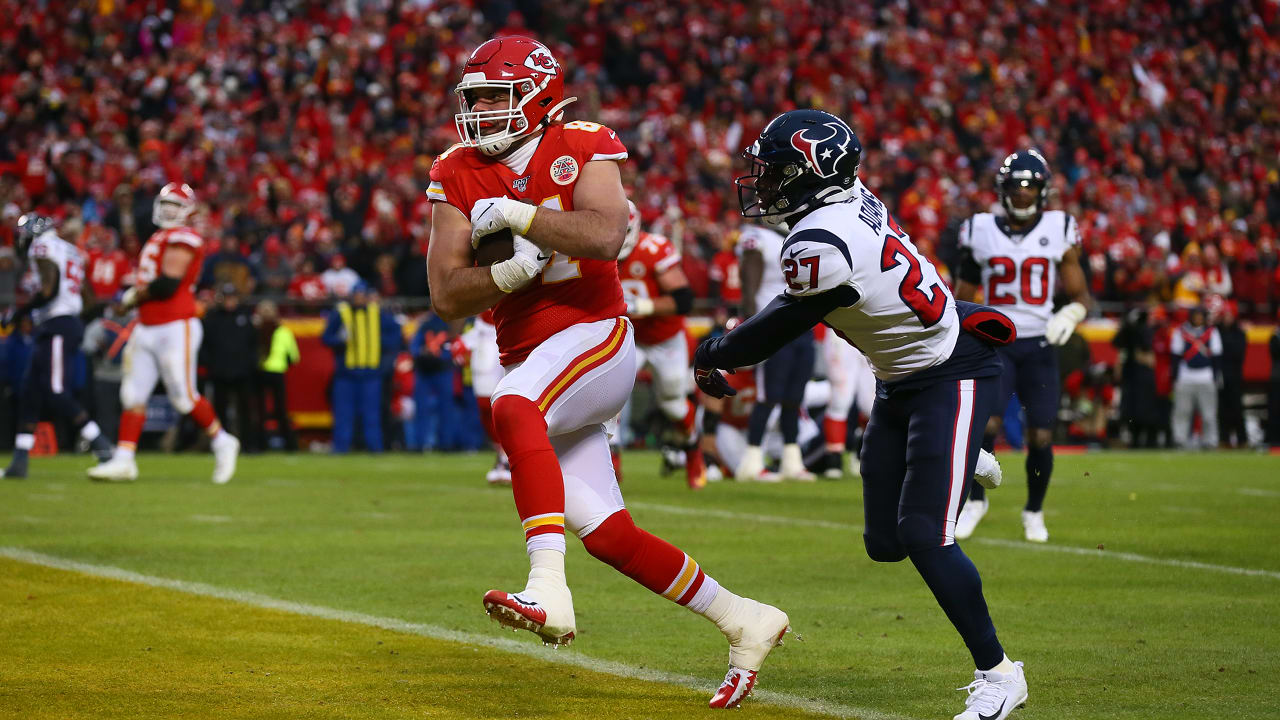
[996,149,1051,223]
[737,109,862,223]
[15,213,55,254]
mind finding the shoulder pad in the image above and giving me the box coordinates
[779,228,854,297]
[428,144,469,182]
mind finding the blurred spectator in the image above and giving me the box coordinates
[200,286,260,452]
[322,284,402,453]
[288,256,328,301]
[0,316,34,448]
[1113,308,1161,448]
[408,311,455,451]
[1270,318,1280,446]
[254,300,299,452]
[1170,307,1222,449]
[81,294,134,443]
[321,255,361,299]
[251,236,294,298]
[0,244,18,306]
[1215,301,1247,447]
[199,237,259,295]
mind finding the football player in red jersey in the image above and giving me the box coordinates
[426,37,787,708]
[617,201,706,489]
[88,183,240,484]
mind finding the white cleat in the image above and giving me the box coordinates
[847,454,861,478]
[482,581,576,646]
[779,444,815,482]
[212,434,240,484]
[485,456,512,486]
[1021,510,1049,543]
[87,456,139,483]
[955,498,988,540]
[954,661,1028,720]
[709,598,790,709]
[735,445,766,482]
[974,449,1002,489]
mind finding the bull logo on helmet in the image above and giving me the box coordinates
[789,122,852,179]
[524,47,559,76]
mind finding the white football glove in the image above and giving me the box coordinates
[490,234,551,293]
[121,286,142,309]
[1045,302,1087,345]
[625,296,655,317]
[470,196,538,248]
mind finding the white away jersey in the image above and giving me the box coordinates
[736,224,788,315]
[26,230,85,325]
[781,179,958,382]
[957,210,1079,338]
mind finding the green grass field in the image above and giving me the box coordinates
[2,450,1278,719]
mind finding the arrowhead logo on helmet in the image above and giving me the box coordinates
[524,47,559,76]
[789,122,852,179]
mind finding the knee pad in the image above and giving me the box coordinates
[168,389,195,415]
[491,394,547,454]
[897,513,942,554]
[659,396,688,423]
[863,532,908,563]
[120,382,147,410]
[580,510,642,569]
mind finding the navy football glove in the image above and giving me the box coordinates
[693,338,737,398]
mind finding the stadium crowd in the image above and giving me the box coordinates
[2,0,1280,451]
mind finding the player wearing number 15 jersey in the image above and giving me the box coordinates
[952,149,1091,544]
[426,36,788,710]
[88,183,240,485]
[694,110,1028,720]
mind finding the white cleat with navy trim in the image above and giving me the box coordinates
[482,582,576,646]
[954,661,1028,720]
[1021,510,1049,543]
[709,598,790,709]
[955,498,988,540]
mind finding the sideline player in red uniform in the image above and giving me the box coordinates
[426,36,788,708]
[88,183,240,484]
[617,200,705,489]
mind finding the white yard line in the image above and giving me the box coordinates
[627,501,1280,581]
[0,546,913,720]
[1238,487,1280,498]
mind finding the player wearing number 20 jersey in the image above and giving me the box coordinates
[695,110,1029,720]
[952,149,1091,545]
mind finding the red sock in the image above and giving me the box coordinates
[582,511,707,605]
[679,399,697,441]
[611,447,623,484]
[117,409,145,451]
[476,396,501,449]
[492,395,564,542]
[823,417,848,451]
[189,397,222,436]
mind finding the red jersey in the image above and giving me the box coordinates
[87,248,133,300]
[428,122,628,365]
[619,231,685,346]
[720,370,758,430]
[288,272,327,300]
[709,250,742,306]
[136,227,205,325]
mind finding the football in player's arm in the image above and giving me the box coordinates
[426,112,627,322]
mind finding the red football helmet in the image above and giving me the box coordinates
[153,182,197,229]
[454,36,576,156]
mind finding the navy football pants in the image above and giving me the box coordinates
[861,375,1006,669]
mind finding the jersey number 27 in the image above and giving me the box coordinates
[880,233,946,328]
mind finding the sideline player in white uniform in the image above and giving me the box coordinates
[819,329,876,477]
[88,183,240,484]
[457,309,510,484]
[1,214,113,478]
[694,110,1025,720]
[952,149,1091,543]
[736,222,815,481]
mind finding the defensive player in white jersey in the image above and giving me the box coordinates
[952,150,1091,543]
[819,329,876,477]
[736,222,815,481]
[1,214,114,478]
[88,183,240,484]
[694,110,1027,720]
